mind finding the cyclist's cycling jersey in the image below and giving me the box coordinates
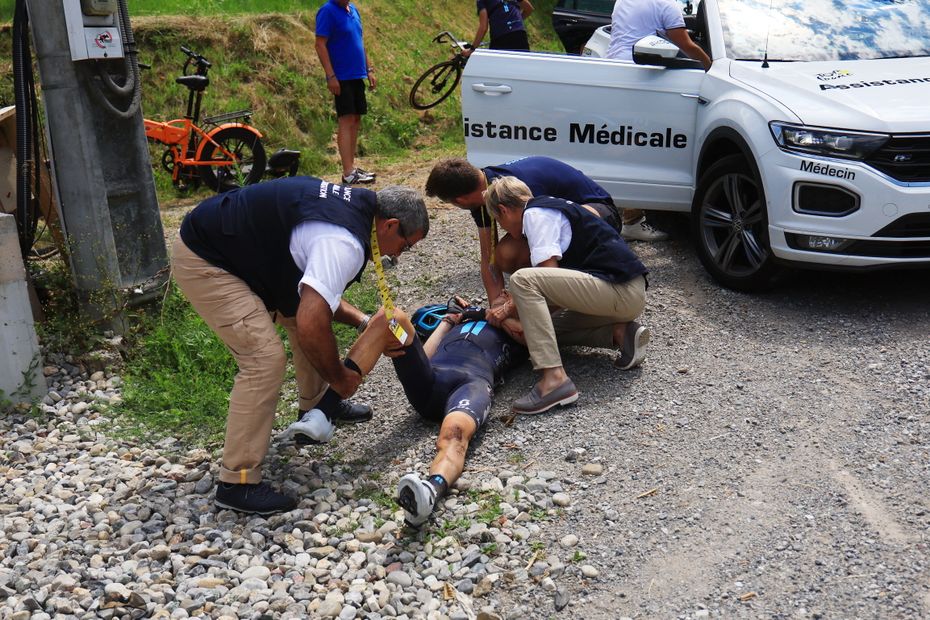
[393,320,527,427]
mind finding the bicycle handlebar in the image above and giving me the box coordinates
[180,45,212,70]
[432,31,470,52]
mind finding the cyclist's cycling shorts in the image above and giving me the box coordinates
[392,337,495,428]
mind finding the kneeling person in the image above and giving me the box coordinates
[283,300,527,527]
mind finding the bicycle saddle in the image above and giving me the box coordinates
[175,75,210,91]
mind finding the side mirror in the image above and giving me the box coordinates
[632,35,703,69]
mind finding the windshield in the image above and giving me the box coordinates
[718,0,930,61]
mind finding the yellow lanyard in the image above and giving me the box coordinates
[369,222,409,343]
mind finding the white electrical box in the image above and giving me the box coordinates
[62,0,124,61]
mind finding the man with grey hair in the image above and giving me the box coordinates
[173,176,428,514]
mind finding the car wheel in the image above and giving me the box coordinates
[692,154,780,291]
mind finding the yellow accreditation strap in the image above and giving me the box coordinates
[370,222,409,343]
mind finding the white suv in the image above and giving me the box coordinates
[462,0,930,290]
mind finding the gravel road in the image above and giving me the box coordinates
[1,177,928,619]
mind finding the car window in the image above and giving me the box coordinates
[718,0,930,61]
[566,0,616,13]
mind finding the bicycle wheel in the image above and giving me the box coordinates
[198,127,267,192]
[409,60,462,110]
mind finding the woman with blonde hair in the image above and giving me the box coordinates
[484,176,652,414]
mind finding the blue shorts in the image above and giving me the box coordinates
[392,338,494,428]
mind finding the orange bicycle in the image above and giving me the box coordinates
[143,46,265,192]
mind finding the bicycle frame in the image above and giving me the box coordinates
[144,118,262,183]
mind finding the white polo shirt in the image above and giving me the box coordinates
[289,221,365,312]
[606,0,686,61]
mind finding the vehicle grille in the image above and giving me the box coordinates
[865,134,930,183]
[874,213,930,238]
[843,239,930,258]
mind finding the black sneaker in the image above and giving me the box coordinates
[214,481,297,515]
[334,400,373,425]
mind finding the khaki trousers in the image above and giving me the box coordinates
[171,237,327,484]
[509,268,646,370]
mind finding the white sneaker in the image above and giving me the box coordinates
[397,473,437,527]
[621,216,669,242]
[280,408,335,445]
[342,168,376,184]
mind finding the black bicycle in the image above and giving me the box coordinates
[409,32,472,110]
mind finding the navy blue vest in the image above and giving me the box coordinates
[180,176,377,316]
[524,196,648,284]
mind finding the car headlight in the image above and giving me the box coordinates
[769,122,889,160]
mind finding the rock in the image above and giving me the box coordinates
[386,571,412,587]
[193,475,214,495]
[580,564,599,578]
[317,599,343,618]
[552,493,571,507]
[240,566,271,582]
[560,534,579,548]
[581,463,603,476]
[554,589,570,611]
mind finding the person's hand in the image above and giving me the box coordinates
[501,318,526,345]
[368,73,377,90]
[327,78,340,96]
[486,292,516,327]
[462,48,474,58]
[330,365,362,399]
[383,336,407,358]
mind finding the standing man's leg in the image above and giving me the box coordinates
[336,79,374,184]
[172,237,296,514]
[620,207,669,242]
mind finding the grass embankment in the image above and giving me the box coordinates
[1,2,562,444]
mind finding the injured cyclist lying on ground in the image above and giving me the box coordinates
[281,297,527,527]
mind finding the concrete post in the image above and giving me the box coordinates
[24,0,168,326]
[0,213,46,404]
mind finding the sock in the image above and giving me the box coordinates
[311,358,364,421]
[427,474,448,500]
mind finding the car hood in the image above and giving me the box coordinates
[729,58,930,132]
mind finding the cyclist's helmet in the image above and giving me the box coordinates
[411,304,448,341]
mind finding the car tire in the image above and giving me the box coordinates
[691,154,781,291]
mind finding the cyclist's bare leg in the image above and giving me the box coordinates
[344,308,416,374]
[337,114,361,176]
[429,411,477,488]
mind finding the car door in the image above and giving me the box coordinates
[551,0,613,54]
[462,50,705,212]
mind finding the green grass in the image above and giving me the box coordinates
[115,267,383,446]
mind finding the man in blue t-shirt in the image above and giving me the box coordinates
[315,0,376,185]
[463,0,534,56]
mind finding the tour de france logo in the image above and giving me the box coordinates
[816,69,853,81]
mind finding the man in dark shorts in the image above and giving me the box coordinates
[282,299,527,527]
[463,0,535,56]
[315,0,376,185]
[426,156,630,324]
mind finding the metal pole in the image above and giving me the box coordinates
[24,0,168,327]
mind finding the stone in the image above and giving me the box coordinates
[387,571,412,587]
[552,493,571,507]
[560,534,579,548]
[580,565,599,578]
[240,566,271,582]
[581,463,603,476]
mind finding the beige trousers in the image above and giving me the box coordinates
[171,237,327,484]
[509,268,646,370]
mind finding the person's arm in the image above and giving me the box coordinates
[296,285,362,398]
[464,8,489,58]
[537,257,559,268]
[519,0,533,19]
[665,28,712,70]
[478,226,505,303]
[333,298,367,330]
[423,313,461,358]
[500,316,526,346]
[362,22,376,90]
[315,35,341,96]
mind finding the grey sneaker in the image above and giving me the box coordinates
[280,408,335,445]
[512,379,579,415]
[621,216,669,241]
[397,473,437,527]
[342,168,376,184]
[615,321,651,370]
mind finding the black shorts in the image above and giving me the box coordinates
[334,79,367,117]
[392,338,494,429]
[490,30,529,51]
[586,200,622,234]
